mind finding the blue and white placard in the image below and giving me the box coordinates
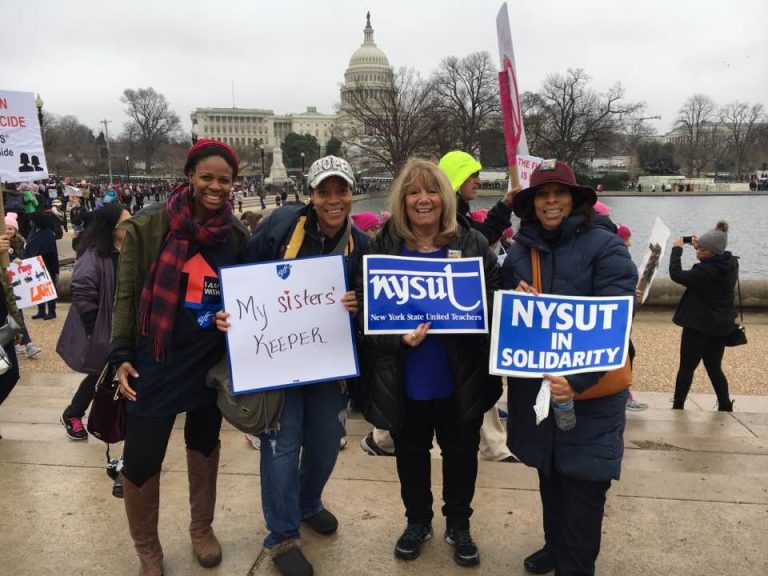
[220,255,359,394]
[490,291,633,378]
[363,255,488,334]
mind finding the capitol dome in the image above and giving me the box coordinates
[343,13,393,89]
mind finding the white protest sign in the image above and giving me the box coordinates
[0,91,49,183]
[517,155,543,190]
[496,3,529,157]
[65,184,82,197]
[220,255,359,394]
[636,217,670,304]
[7,256,58,308]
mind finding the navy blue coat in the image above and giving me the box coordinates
[501,215,638,482]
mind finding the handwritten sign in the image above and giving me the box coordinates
[220,255,358,394]
[490,291,633,378]
[0,90,49,183]
[363,255,488,334]
[7,256,57,308]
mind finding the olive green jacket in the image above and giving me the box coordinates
[109,203,249,363]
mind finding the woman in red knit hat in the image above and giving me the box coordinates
[111,139,250,575]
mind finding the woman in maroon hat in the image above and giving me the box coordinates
[501,160,637,575]
[110,139,249,575]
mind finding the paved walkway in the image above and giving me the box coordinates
[1,371,766,575]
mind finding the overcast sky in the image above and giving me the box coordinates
[5,0,767,139]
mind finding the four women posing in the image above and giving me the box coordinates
[103,141,697,576]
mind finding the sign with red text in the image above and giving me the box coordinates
[7,256,57,308]
[219,255,359,394]
[517,155,543,190]
[0,91,48,183]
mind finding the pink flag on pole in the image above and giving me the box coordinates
[497,3,535,188]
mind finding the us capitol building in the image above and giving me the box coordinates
[189,12,391,153]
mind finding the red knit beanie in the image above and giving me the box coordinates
[184,139,239,178]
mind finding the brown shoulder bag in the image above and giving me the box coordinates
[530,248,631,400]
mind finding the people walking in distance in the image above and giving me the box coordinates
[216,155,366,576]
[502,160,637,575]
[26,212,59,320]
[438,150,518,245]
[57,204,131,441]
[357,160,502,567]
[670,221,738,411]
[234,188,244,212]
[111,139,249,575]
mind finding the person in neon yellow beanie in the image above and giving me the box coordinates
[438,150,518,245]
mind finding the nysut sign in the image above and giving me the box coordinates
[0,91,49,183]
[489,291,633,378]
[363,255,488,334]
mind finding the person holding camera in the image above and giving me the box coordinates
[670,221,738,411]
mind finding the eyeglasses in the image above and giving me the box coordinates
[470,171,480,178]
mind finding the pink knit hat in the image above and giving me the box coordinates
[616,223,632,240]
[4,212,19,231]
[351,211,381,233]
[594,200,611,216]
[468,209,488,223]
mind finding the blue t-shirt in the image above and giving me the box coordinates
[401,247,454,400]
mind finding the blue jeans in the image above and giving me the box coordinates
[259,380,348,548]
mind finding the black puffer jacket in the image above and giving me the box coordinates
[670,246,738,336]
[356,219,502,433]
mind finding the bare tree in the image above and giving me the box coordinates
[429,51,500,156]
[342,67,435,175]
[674,94,716,177]
[120,87,181,173]
[523,69,641,165]
[720,102,765,178]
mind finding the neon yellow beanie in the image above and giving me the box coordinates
[438,151,482,192]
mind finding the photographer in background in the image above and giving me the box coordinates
[669,221,738,411]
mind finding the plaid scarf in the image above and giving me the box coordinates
[138,184,233,361]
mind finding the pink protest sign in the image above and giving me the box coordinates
[497,3,529,187]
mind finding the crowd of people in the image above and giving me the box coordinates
[0,139,743,576]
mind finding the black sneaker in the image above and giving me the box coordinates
[60,414,88,440]
[302,509,338,535]
[445,526,480,566]
[394,523,432,561]
[524,546,556,574]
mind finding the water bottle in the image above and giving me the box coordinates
[552,399,577,431]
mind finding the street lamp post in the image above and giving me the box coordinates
[34,94,44,133]
[191,124,198,144]
[300,152,306,200]
[126,156,130,182]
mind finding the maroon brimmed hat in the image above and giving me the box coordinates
[184,139,240,178]
[512,159,596,217]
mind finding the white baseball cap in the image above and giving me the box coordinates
[307,155,355,189]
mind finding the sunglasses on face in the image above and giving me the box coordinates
[470,172,480,178]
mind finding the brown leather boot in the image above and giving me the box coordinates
[187,445,222,567]
[122,473,164,576]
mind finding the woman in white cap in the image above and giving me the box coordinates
[218,155,368,576]
[670,221,738,411]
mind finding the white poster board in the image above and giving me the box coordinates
[0,90,49,183]
[636,217,671,304]
[517,155,543,190]
[7,256,58,308]
[220,255,359,394]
